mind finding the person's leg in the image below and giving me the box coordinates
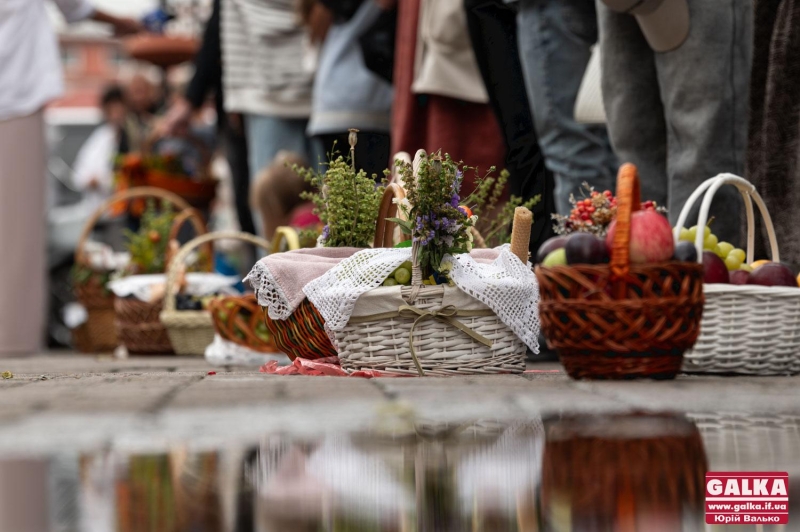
[464,0,556,253]
[222,122,255,235]
[655,0,751,245]
[517,0,617,215]
[245,115,312,236]
[0,110,46,356]
[597,2,668,207]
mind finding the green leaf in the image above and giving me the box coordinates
[393,240,412,248]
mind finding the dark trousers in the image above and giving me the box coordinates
[315,131,391,181]
[222,122,255,235]
[464,0,557,254]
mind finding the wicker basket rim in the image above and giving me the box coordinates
[703,284,800,296]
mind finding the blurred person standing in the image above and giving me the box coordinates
[119,71,159,154]
[159,0,255,235]
[392,0,506,196]
[222,0,317,237]
[305,0,394,178]
[516,0,618,215]
[464,0,557,254]
[72,85,128,212]
[0,0,139,357]
[597,0,750,245]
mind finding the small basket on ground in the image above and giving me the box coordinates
[257,226,339,361]
[161,231,271,356]
[114,200,205,355]
[209,294,280,353]
[536,164,705,380]
[676,174,800,375]
[73,187,191,353]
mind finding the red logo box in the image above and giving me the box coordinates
[706,472,789,525]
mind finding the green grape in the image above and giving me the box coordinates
[725,254,743,271]
[704,233,718,250]
[739,263,753,273]
[704,225,712,238]
[729,248,746,263]
[679,227,692,242]
[394,267,411,285]
[688,226,698,242]
[383,277,398,287]
[400,261,412,271]
[717,242,735,258]
[713,245,726,259]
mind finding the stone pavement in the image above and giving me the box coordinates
[0,354,798,456]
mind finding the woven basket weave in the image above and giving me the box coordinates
[334,211,527,376]
[209,294,280,353]
[536,164,705,380]
[161,231,271,356]
[74,187,191,353]
[675,174,800,375]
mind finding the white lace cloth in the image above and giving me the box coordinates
[204,335,291,367]
[303,245,540,352]
[108,273,240,302]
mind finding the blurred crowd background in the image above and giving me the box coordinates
[3,0,800,353]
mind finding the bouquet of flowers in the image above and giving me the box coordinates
[391,152,539,281]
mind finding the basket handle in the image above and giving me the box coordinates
[271,226,301,253]
[163,231,271,312]
[75,186,191,266]
[165,208,212,271]
[610,163,641,293]
[373,183,410,248]
[672,174,779,264]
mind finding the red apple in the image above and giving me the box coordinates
[702,251,730,284]
[747,262,797,288]
[605,210,674,264]
[730,270,750,285]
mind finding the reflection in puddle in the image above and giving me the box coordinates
[1,413,797,531]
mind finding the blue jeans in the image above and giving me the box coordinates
[245,114,322,182]
[517,0,618,215]
[245,114,322,236]
[597,0,750,245]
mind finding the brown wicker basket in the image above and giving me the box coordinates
[72,187,191,353]
[209,294,280,353]
[535,164,705,379]
[540,414,707,530]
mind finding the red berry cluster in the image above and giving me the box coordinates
[568,190,616,224]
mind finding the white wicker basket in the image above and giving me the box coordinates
[674,174,800,375]
[334,238,527,377]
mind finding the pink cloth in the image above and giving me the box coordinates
[260,357,411,378]
[246,247,362,314]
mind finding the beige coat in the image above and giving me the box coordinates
[411,0,489,104]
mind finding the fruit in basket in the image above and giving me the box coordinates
[565,233,609,265]
[606,210,673,263]
[542,248,567,267]
[730,270,751,285]
[739,263,753,273]
[677,227,746,271]
[751,259,771,270]
[536,236,568,264]
[394,267,411,285]
[673,241,698,263]
[702,251,730,283]
[383,277,398,287]
[747,263,797,287]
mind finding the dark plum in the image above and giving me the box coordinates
[535,235,569,264]
[702,251,729,284]
[564,233,610,265]
[673,241,698,263]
